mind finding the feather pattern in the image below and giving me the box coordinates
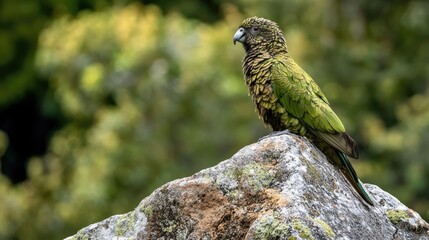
[235,16,373,205]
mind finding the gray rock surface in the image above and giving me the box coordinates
[65,134,429,240]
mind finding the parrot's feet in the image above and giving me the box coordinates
[258,130,292,142]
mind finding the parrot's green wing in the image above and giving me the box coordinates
[271,58,359,158]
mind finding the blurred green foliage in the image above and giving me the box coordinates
[0,0,428,239]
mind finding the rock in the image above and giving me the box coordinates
[65,134,429,240]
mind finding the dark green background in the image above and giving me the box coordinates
[0,0,428,239]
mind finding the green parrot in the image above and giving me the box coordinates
[233,17,374,206]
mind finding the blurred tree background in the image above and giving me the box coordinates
[0,0,428,239]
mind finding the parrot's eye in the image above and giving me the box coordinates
[252,27,260,32]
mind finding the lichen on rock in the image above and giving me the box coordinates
[387,209,410,224]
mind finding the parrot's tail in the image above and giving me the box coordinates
[336,151,374,206]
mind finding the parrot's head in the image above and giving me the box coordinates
[233,17,287,54]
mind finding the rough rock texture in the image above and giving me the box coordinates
[66,134,429,240]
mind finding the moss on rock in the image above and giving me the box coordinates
[251,211,290,239]
[291,218,315,240]
[114,212,135,236]
[312,218,335,238]
[387,209,410,224]
[241,163,276,193]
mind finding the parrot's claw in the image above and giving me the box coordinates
[258,130,292,142]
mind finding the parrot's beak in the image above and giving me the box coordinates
[233,27,246,45]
